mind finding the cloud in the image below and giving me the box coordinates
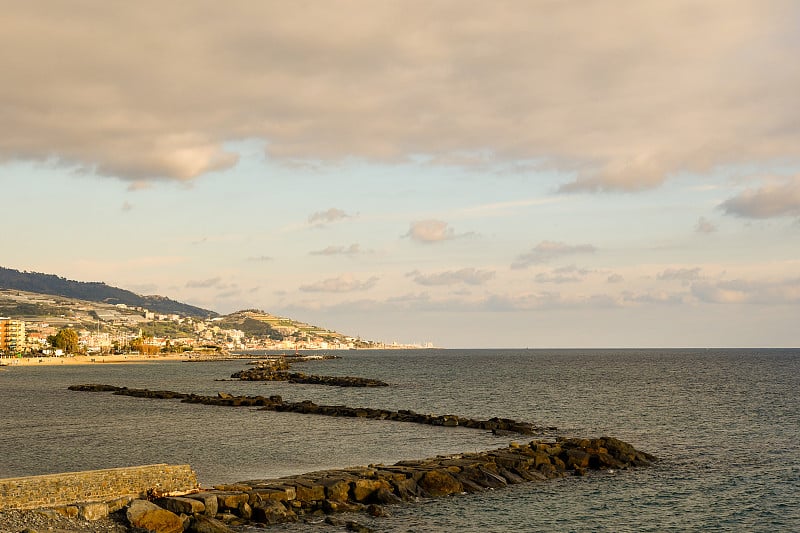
[405,220,468,243]
[622,291,686,305]
[657,267,702,282]
[308,208,351,226]
[246,255,273,262]
[408,268,495,286]
[691,278,800,304]
[186,277,222,289]
[310,244,364,256]
[535,265,592,284]
[512,241,596,269]
[607,273,624,283]
[695,217,717,233]
[299,274,379,293]
[5,3,798,190]
[719,177,800,219]
[121,201,133,212]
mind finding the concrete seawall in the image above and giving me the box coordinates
[0,464,198,511]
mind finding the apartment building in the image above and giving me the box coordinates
[0,317,26,353]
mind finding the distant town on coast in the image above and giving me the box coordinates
[0,267,429,359]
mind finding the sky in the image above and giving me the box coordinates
[1,1,799,348]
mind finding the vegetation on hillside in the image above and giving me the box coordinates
[0,266,216,318]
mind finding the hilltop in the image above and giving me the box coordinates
[0,267,387,351]
[0,266,215,318]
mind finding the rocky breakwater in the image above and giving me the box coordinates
[69,384,551,435]
[231,363,389,387]
[97,437,655,531]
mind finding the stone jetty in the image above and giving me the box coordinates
[69,384,552,435]
[1,438,654,532]
[230,358,389,387]
[231,366,389,387]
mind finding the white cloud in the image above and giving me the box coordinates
[657,267,703,282]
[186,277,222,289]
[622,291,686,305]
[308,208,351,226]
[405,220,467,243]
[691,278,800,304]
[3,3,798,190]
[719,177,800,219]
[607,273,624,283]
[512,241,596,269]
[535,265,592,284]
[299,274,379,293]
[310,244,364,256]
[246,255,273,262]
[408,268,495,286]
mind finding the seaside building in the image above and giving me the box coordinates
[0,317,26,353]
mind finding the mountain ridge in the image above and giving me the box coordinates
[0,266,216,318]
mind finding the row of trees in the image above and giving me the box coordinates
[45,328,173,355]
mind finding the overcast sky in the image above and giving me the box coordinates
[2,1,799,348]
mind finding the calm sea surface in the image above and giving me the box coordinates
[1,349,798,532]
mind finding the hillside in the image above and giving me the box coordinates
[215,309,358,344]
[0,266,215,318]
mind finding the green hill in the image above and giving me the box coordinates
[0,266,216,318]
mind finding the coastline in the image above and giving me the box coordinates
[0,353,189,367]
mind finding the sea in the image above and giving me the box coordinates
[1,349,798,532]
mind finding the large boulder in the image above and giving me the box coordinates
[351,479,389,502]
[126,499,183,533]
[156,496,205,515]
[185,493,218,517]
[418,470,463,497]
[252,500,297,525]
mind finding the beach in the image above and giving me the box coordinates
[0,353,190,367]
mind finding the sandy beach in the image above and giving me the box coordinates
[0,353,191,367]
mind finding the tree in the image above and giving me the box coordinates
[48,328,80,354]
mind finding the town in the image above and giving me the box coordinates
[0,290,429,358]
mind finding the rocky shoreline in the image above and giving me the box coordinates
[68,384,554,435]
[228,358,389,387]
[0,437,656,532]
[231,366,389,387]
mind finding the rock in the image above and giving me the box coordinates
[418,470,463,497]
[190,514,235,533]
[213,483,252,492]
[238,501,252,520]
[323,477,352,501]
[155,496,205,515]
[126,499,184,533]
[213,491,250,511]
[252,500,297,525]
[366,503,388,517]
[78,501,108,521]
[564,449,590,469]
[185,493,218,516]
[351,479,388,502]
[373,487,403,505]
[108,496,133,513]
[294,480,325,501]
[51,505,78,518]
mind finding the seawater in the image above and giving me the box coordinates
[1,349,798,532]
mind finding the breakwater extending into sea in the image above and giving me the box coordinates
[1,349,798,531]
